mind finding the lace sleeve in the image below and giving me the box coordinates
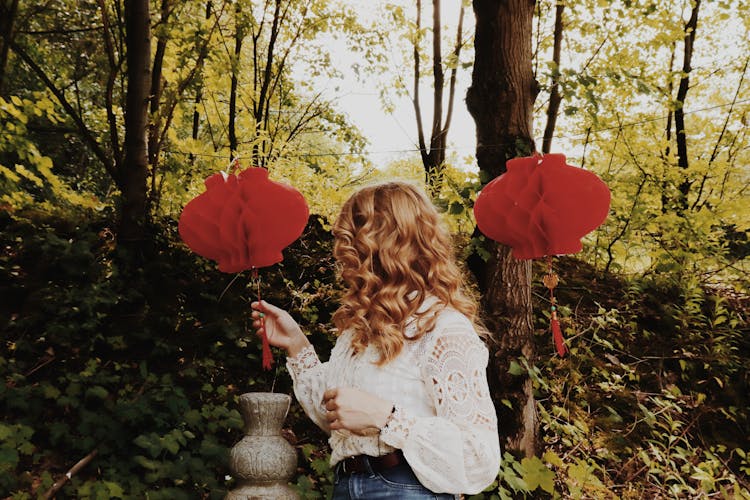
[380,318,501,494]
[286,345,330,433]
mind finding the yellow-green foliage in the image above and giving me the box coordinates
[0,94,103,213]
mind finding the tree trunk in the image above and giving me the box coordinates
[426,0,445,184]
[119,0,151,243]
[541,2,564,154]
[148,1,169,164]
[661,43,676,214]
[252,0,282,167]
[411,0,465,190]
[466,0,539,459]
[0,0,20,97]
[148,0,171,211]
[229,1,243,158]
[190,1,213,167]
[674,0,700,210]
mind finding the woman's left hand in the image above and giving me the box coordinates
[322,387,393,435]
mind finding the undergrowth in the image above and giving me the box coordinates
[1,209,748,498]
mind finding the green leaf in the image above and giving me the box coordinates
[508,360,524,376]
[133,455,160,471]
[104,481,125,498]
[86,386,109,399]
[184,409,202,427]
[543,450,563,467]
[520,456,555,493]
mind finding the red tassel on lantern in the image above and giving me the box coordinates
[261,330,273,370]
[253,268,274,370]
[543,267,568,357]
[551,312,568,357]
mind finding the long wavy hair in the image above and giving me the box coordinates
[331,181,480,365]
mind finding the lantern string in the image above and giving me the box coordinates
[229,157,241,175]
[544,256,568,357]
[252,267,274,371]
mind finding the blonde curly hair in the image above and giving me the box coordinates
[331,181,480,365]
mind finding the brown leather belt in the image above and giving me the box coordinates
[337,450,404,475]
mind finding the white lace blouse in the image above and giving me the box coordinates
[286,304,501,495]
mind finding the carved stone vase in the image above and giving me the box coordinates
[226,392,299,499]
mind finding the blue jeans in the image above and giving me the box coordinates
[332,457,459,499]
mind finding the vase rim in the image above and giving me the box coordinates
[238,392,291,400]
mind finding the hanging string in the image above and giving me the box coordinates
[543,256,568,357]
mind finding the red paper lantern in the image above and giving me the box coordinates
[473,153,610,260]
[178,166,309,370]
[473,153,611,357]
[178,167,309,273]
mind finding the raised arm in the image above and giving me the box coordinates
[251,301,330,432]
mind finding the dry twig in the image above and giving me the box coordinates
[43,448,99,499]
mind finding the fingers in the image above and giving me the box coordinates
[322,388,338,403]
[322,388,338,427]
[325,406,341,429]
[250,303,269,335]
[250,300,284,318]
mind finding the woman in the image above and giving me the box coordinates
[251,181,500,498]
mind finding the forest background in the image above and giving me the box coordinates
[1,0,749,498]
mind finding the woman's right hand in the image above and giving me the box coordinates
[250,301,310,357]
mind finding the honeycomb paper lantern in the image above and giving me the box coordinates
[473,153,610,260]
[178,167,309,272]
[473,153,611,357]
[178,166,309,370]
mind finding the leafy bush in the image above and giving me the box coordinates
[1,207,748,498]
[0,209,337,498]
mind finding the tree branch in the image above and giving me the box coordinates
[96,0,123,169]
[708,55,748,167]
[442,3,464,136]
[9,41,117,183]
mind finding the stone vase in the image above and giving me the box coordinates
[226,392,299,499]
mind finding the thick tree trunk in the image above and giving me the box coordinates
[120,0,151,243]
[466,0,539,458]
